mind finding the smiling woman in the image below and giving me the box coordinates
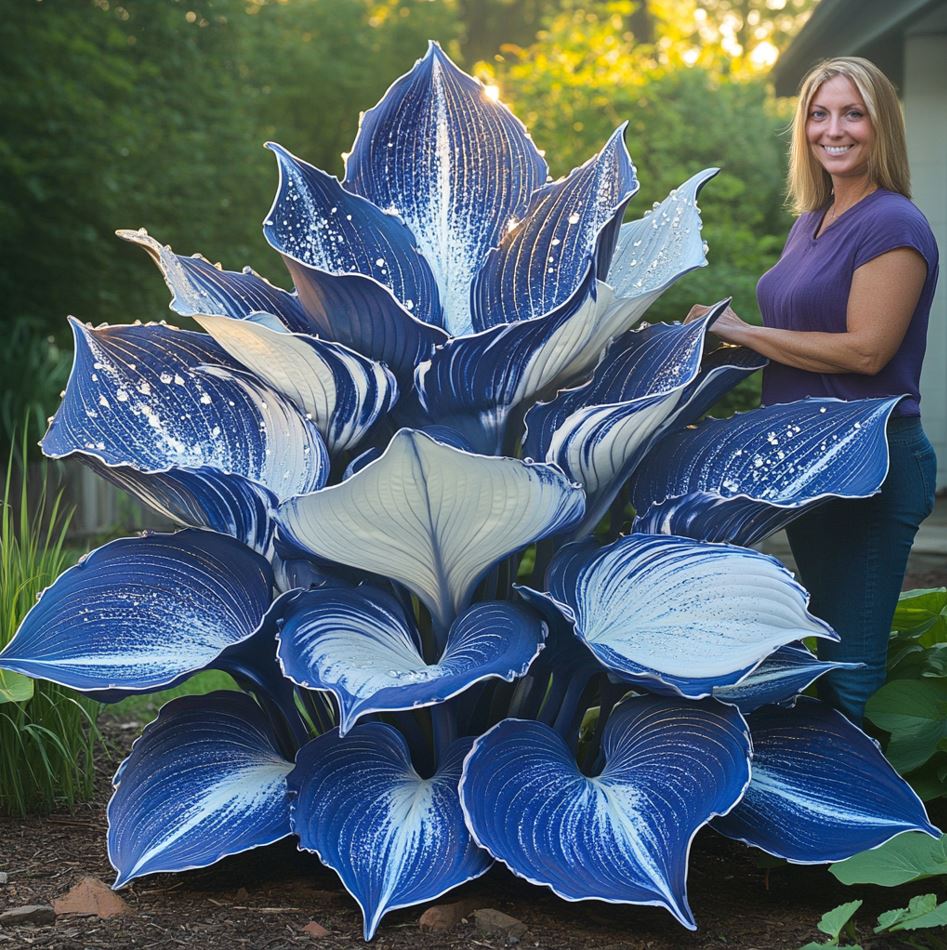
[688,57,939,725]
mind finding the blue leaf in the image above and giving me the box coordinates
[117,229,310,330]
[0,529,273,694]
[109,691,294,887]
[712,698,939,862]
[263,143,440,328]
[460,695,751,929]
[279,429,585,630]
[42,320,328,548]
[472,126,638,330]
[279,261,448,385]
[344,42,548,338]
[607,168,717,298]
[631,397,903,546]
[522,304,726,532]
[712,645,862,714]
[194,315,398,454]
[540,535,837,698]
[276,587,545,733]
[291,725,490,939]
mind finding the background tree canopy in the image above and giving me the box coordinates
[0,0,814,447]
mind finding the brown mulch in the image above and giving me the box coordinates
[2,568,946,949]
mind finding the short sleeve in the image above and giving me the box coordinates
[853,199,937,272]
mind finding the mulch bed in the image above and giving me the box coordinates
[2,568,945,949]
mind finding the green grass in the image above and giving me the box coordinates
[0,435,102,817]
[107,669,239,724]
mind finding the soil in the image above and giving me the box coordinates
[2,569,946,950]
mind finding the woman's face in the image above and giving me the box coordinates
[805,75,875,182]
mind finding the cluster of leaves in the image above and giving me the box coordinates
[0,431,100,816]
[0,44,934,943]
[801,895,947,949]
[865,588,947,801]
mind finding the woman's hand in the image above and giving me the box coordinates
[685,303,750,344]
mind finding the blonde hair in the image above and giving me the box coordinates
[787,57,910,213]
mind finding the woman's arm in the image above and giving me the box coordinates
[688,247,927,376]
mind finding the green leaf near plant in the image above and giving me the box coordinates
[891,588,947,647]
[830,833,947,886]
[875,893,947,933]
[818,900,862,943]
[0,668,34,704]
[865,678,947,774]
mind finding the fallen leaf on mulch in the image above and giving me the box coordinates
[52,876,131,918]
[303,920,330,937]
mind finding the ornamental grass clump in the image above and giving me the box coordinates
[0,43,937,939]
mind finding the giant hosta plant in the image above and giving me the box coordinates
[2,44,937,940]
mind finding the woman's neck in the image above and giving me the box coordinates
[830,174,877,213]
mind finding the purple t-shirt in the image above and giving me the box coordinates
[757,189,939,416]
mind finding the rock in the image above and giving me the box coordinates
[418,897,483,932]
[52,877,131,919]
[0,872,8,885]
[473,908,529,940]
[302,921,330,938]
[0,904,56,926]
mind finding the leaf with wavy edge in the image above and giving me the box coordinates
[630,397,901,546]
[415,171,715,450]
[263,143,440,328]
[108,691,294,887]
[712,644,862,714]
[472,125,638,330]
[532,535,837,698]
[460,695,751,930]
[0,530,273,694]
[194,315,397,455]
[343,42,547,338]
[712,699,939,862]
[291,724,490,940]
[279,429,585,630]
[274,587,544,733]
[117,228,310,330]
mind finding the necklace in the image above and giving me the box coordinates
[824,181,876,228]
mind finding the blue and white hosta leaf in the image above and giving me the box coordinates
[607,168,717,297]
[279,429,585,629]
[712,645,862,714]
[280,262,448,385]
[291,725,490,940]
[539,535,837,698]
[712,699,939,862]
[109,691,294,887]
[630,397,902,546]
[416,173,715,445]
[343,42,548,338]
[472,125,638,330]
[263,143,440,328]
[276,587,545,733]
[0,530,273,694]
[460,696,751,929]
[117,228,310,330]
[522,305,725,531]
[194,315,397,454]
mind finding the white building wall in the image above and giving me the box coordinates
[904,31,947,488]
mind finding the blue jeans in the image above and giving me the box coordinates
[785,417,937,724]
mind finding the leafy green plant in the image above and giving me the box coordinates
[801,894,947,949]
[799,899,863,949]
[0,430,100,816]
[830,832,947,887]
[865,588,947,801]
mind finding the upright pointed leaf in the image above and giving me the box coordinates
[279,429,585,629]
[194,315,397,454]
[712,699,939,862]
[344,42,548,337]
[118,229,310,330]
[263,143,440,328]
[631,397,902,546]
[472,126,638,330]
[109,692,294,886]
[291,726,490,939]
[460,696,751,930]
[275,588,545,733]
[540,535,837,698]
[0,530,273,694]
